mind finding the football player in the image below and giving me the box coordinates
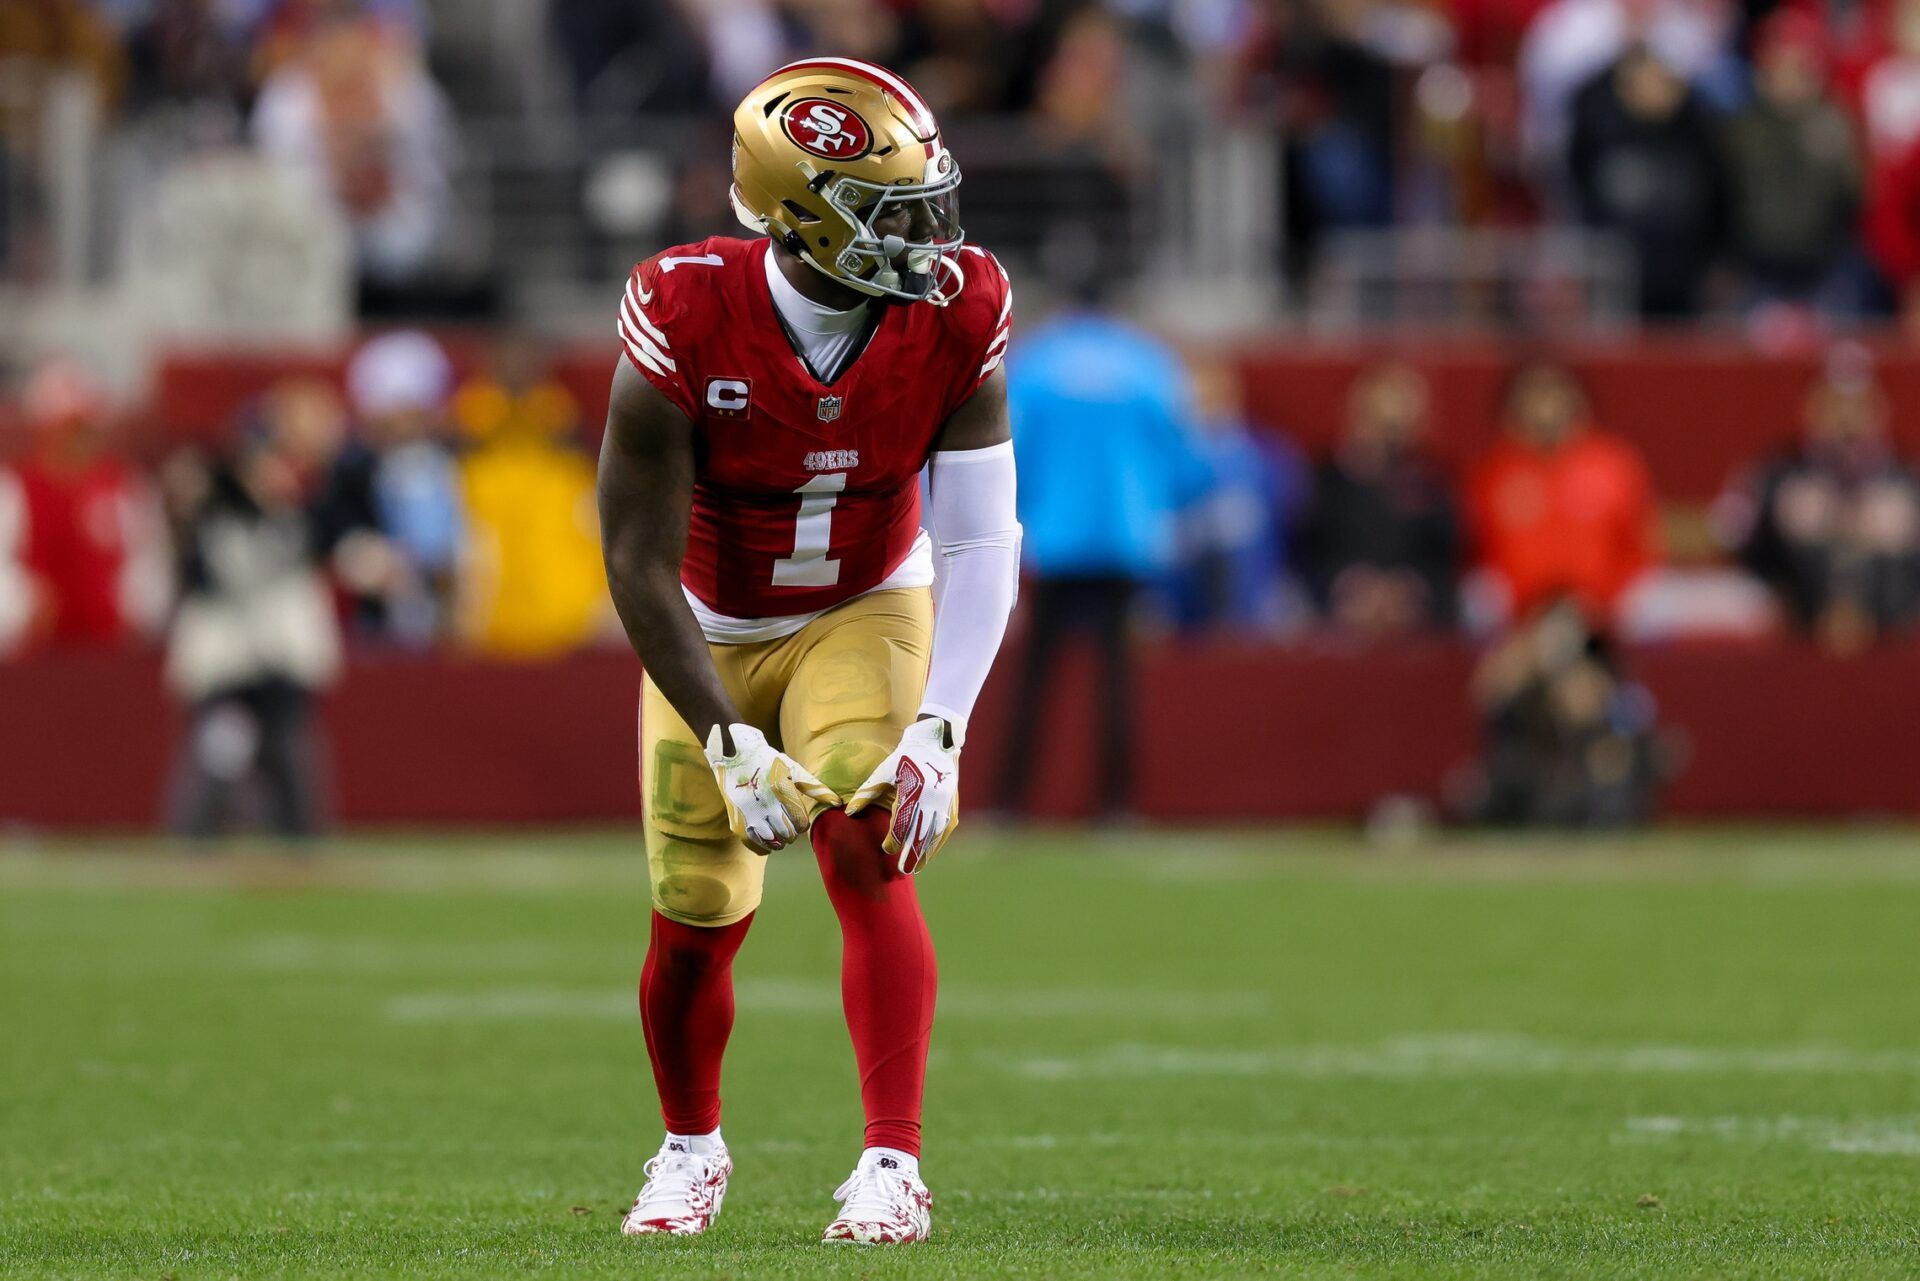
[596,58,1019,1245]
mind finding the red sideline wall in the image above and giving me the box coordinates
[4,638,1918,829]
[154,336,1920,501]
[15,337,1910,829]
[1227,338,1920,501]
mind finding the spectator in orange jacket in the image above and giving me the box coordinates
[1468,359,1659,625]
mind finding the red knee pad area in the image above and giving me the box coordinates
[811,806,904,901]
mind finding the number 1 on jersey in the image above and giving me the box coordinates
[772,473,845,586]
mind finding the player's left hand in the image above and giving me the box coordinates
[846,717,961,875]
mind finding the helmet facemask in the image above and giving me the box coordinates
[807,165,966,306]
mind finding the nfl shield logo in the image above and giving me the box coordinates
[816,394,844,422]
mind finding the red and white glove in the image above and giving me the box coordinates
[845,717,961,874]
[704,724,838,855]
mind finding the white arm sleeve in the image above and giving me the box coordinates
[919,440,1021,743]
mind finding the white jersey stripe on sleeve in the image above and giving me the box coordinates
[619,328,669,379]
[619,313,675,376]
[624,279,672,349]
[622,337,671,381]
[619,310,672,369]
[630,304,670,351]
[619,303,676,372]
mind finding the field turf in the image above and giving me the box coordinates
[5,826,1920,1278]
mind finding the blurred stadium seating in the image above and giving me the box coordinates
[6,0,1920,831]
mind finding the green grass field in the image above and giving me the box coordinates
[6,827,1920,1278]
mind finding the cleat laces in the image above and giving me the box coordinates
[832,1164,914,1223]
[632,1151,719,1218]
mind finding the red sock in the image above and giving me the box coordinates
[811,807,938,1156]
[639,910,752,1135]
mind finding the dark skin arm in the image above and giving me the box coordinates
[597,358,744,752]
[933,364,1010,454]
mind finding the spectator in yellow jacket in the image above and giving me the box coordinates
[453,345,609,657]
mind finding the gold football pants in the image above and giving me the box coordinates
[640,587,932,927]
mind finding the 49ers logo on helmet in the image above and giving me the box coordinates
[781,98,873,161]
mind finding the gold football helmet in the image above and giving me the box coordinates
[731,58,966,305]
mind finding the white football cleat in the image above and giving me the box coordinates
[821,1151,932,1245]
[620,1139,731,1237]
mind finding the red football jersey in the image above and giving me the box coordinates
[617,236,1010,620]
[11,457,149,647]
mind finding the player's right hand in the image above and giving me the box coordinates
[703,724,839,854]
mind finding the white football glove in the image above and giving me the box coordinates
[704,724,839,855]
[845,717,961,874]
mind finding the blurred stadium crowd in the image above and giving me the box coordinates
[5,325,1919,826]
[7,0,1920,831]
[8,330,1920,658]
[11,0,1920,324]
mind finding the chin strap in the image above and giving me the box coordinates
[746,164,966,306]
[876,252,966,308]
[929,252,966,305]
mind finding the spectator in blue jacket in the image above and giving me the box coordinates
[342,330,466,644]
[995,307,1214,819]
[1163,358,1310,633]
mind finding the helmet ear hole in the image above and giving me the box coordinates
[818,237,829,247]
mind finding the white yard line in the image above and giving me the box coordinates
[385,988,633,1022]
[380,980,1273,1023]
[999,1033,1920,1080]
[1624,1114,1920,1157]
[238,934,626,973]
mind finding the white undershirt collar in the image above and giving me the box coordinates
[764,246,872,383]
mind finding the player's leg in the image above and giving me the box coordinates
[779,588,938,1244]
[624,660,772,1236]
